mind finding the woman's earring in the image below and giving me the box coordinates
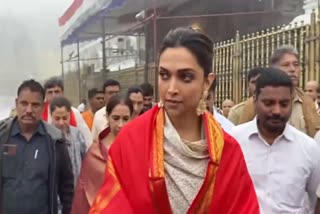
[196,90,208,116]
[158,100,164,108]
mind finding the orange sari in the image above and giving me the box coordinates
[90,106,259,214]
[71,128,109,214]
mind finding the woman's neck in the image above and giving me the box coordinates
[101,133,115,149]
[169,112,202,142]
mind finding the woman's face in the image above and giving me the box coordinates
[107,104,131,136]
[158,47,213,118]
[51,106,70,133]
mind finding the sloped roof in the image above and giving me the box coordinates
[59,0,189,46]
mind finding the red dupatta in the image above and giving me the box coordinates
[90,106,259,214]
[71,127,110,214]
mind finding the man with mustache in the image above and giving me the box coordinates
[239,46,320,137]
[231,69,320,213]
[0,80,74,214]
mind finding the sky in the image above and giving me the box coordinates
[0,0,73,96]
[0,0,73,117]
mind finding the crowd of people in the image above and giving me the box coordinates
[2,26,320,214]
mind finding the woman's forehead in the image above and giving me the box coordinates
[159,47,203,73]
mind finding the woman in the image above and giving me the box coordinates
[50,96,87,185]
[90,27,259,213]
[71,95,133,214]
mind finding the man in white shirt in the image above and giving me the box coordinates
[92,79,120,140]
[43,77,93,148]
[206,78,234,133]
[77,99,87,113]
[231,68,320,214]
[213,107,234,133]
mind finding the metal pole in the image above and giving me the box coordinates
[102,18,107,73]
[77,40,81,103]
[153,0,158,101]
[60,43,65,81]
[144,23,149,83]
[143,0,149,83]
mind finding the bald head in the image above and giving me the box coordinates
[222,99,234,118]
[305,80,319,101]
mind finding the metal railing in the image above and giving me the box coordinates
[213,10,320,106]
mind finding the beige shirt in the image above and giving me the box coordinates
[92,106,108,140]
[289,94,307,134]
[315,101,319,115]
[228,101,246,125]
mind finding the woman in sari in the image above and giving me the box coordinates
[90,27,259,214]
[71,95,133,214]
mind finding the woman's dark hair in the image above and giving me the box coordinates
[106,94,133,116]
[255,67,293,97]
[50,96,72,113]
[159,27,213,77]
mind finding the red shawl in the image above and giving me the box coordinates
[90,106,259,214]
[71,127,110,214]
[42,101,77,127]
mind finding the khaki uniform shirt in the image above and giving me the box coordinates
[289,94,307,134]
[228,101,246,125]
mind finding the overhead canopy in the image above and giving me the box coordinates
[59,0,190,46]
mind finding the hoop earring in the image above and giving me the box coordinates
[196,90,208,116]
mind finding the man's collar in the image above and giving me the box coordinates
[11,119,46,137]
[248,117,294,142]
[293,92,303,103]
